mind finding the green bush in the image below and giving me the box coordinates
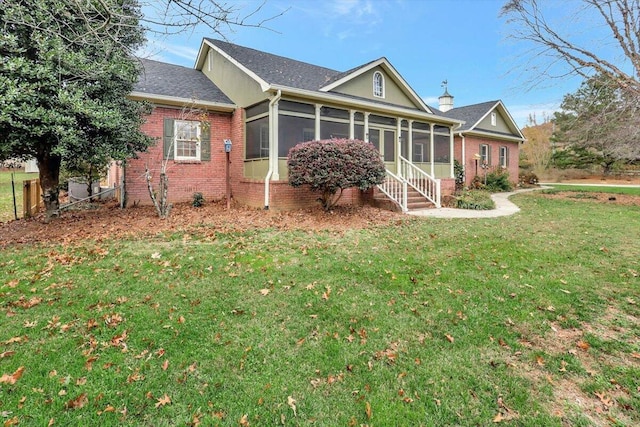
[485,168,513,192]
[456,190,495,210]
[288,138,386,211]
[192,192,204,207]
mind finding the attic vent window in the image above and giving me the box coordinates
[491,112,497,126]
[373,71,385,98]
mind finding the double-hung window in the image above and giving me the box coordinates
[174,120,201,161]
[499,146,509,168]
[480,144,490,165]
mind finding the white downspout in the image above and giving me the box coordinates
[264,89,282,209]
[459,131,466,185]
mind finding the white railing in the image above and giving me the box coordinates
[377,170,408,212]
[398,156,441,208]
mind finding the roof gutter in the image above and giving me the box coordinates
[128,92,236,112]
[264,89,282,209]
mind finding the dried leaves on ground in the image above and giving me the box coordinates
[0,201,404,247]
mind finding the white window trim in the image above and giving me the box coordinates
[373,71,385,98]
[480,144,490,165]
[259,124,269,158]
[174,120,201,161]
[499,146,508,168]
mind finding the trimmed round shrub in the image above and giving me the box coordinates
[288,138,386,211]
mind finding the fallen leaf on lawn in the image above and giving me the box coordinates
[627,297,636,305]
[631,352,640,359]
[155,394,171,408]
[559,360,568,372]
[151,252,161,259]
[287,396,297,417]
[594,391,613,407]
[493,413,504,423]
[322,286,331,301]
[76,377,87,386]
[4,416,19,426]
[0,351,15,359]
[577,341,590,351]
[48,419,54,426]
[177,316,185,324]
[239,414,249,426]
[536,356,545,366]
[0,366,25,385]
[259,288,270,296]
[65,393,88,410]
[365,401,372,420]
[162,360,169,371]
[445,334,454,343]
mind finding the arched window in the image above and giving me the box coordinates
[373,71,385,98]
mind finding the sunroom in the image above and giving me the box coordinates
[243,96,461,186]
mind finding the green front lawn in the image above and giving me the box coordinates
[546,184,640,196]
[1,193,639,426]
[0,171,37,222]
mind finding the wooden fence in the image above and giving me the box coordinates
[23,179,43,218]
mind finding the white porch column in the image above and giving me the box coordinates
[271,100,280,180]
[461,133,466,183]
[349,110,355,139]
[396,118,402,175]
[408,120,414,163]
[429,123,435,176]
[364,112,370,142]
[449,127,455,178]
[314,104,322,140]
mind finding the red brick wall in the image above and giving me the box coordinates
[235,179,368,211]
[125,106,233,205]
[454,136,520,187]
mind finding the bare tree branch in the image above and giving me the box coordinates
[501,0,640,97]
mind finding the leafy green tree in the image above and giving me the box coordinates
[288,139,386,211]
[0,0,152,220]
[552,73,640,175]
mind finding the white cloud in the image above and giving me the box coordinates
[507,102,561,127]
[137,38,200,66]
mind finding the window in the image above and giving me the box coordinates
[479,144,491,165]
[413,143,424,162]
[499,146,509,168]
[491,112,497,126]
[373,71,385,98]
[174,120,201,161]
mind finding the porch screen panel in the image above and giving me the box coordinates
[434,134,450,162]
[279,115,315,157]
[412,131,430,162]
[246,101,269,119]
[320,120,349,140]
[369,129,380,152]
[384,130,395,162]
[246,117,269,159]
[401,130,408,158]
[354,125,365,141]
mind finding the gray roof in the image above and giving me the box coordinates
[440,100,499,131]
[134,58,232,104]
[205,38,342,91]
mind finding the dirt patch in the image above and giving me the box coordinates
[540,191,640,206]
[510,307,640,426]
[0,200,406,248]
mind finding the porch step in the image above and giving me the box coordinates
[373,187,436,211]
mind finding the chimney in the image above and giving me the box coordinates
[438,80,454,112]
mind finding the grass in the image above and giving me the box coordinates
[1,192,639,426]
[0,171,37,222]
[546,184,640,196]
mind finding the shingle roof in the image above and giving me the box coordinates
[440,100,498,131]
[205,38,342,91]
[134,58,233,104]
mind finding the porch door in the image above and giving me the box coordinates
[369,128,396,170]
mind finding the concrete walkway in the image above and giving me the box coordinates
[407,188,543,219]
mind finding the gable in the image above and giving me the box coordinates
[328,66,420,109]
[476,108,512,134]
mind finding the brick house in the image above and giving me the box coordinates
[119,39,524,211]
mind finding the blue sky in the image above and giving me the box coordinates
[142,0,591,128]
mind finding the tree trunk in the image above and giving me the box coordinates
[36,152,62,223]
